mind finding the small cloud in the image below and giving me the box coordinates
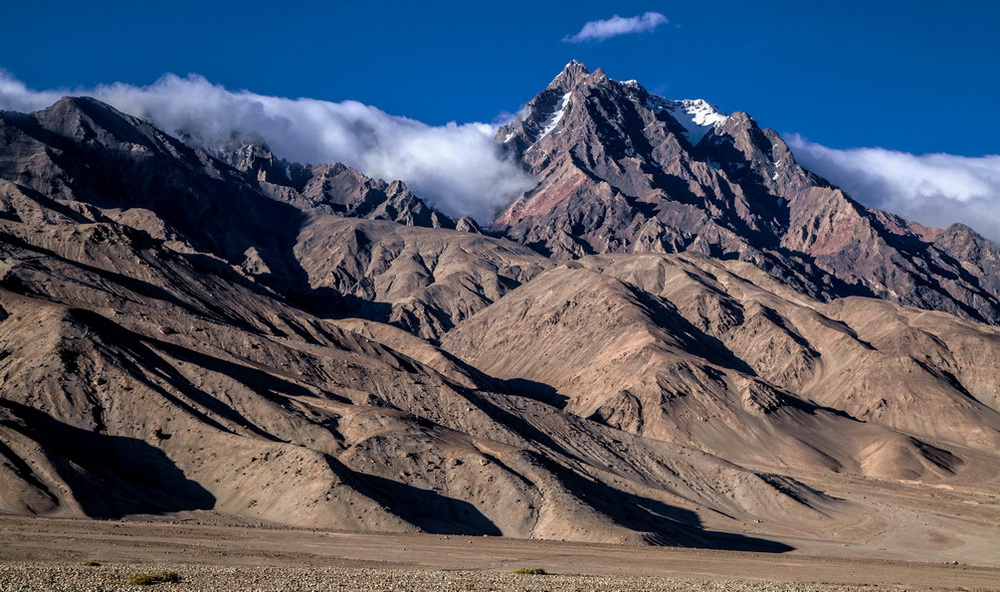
[786,134,1000,241]
[563,12,668,43]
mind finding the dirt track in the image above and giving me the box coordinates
[1,515,997,591]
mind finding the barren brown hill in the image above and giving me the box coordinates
[0,172,835,547]
[0,104,837,550]
[442,254,1000,474]
[0,83,997,565]
[292,216,549,340]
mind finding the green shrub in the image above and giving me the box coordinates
[511,567,547,575]
[129,571,181,585]
[81,560,102,567]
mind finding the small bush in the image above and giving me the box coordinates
[81,560,102,567]
[129,571,181,586]
[511,567,547,575]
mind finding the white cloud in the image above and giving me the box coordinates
[563,12,668,43]
[785,134,1000,242]
[0,71,534,223]
[0,72,64,112]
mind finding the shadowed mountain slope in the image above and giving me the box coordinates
[0,170,830,546]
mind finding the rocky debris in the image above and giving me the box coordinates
[455,216,482,233]
[0,562,939,592]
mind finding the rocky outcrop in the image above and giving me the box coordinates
[220,141,458,230]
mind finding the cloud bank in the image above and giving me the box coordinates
[4,71,997,241]
[786,135,1000,242]
[0,71,534,223]
[563,12,667,43]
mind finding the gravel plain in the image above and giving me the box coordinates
[2,515,997,592]
[0,562,985,592]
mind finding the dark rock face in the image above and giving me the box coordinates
[493,62,1000,325]
[219,141,457,230]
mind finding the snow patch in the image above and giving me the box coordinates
[536,92,572,142]
[646,97,728,144]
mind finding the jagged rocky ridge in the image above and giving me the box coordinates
[494,61,1000,326]
[0,72,997,560]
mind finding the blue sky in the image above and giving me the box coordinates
[3,0,997,156]
[2,1,1000,237]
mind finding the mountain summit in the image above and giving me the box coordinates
[493,61,1000,325]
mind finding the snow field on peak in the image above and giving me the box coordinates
[521,91,573,152]
[537,92,572,141]
[646,96,728,144]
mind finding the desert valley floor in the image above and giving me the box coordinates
[1,514,998,591]
[0,516,1000,591]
